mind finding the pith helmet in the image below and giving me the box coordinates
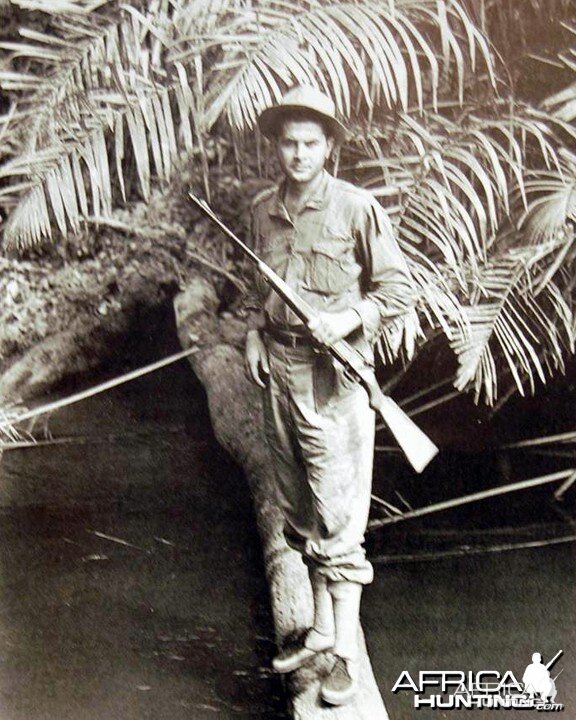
[257,85,348,143]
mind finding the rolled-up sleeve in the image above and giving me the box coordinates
[352,198,416,338]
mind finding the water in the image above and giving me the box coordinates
[0,317,574,720]
[0,350,287,720]
[364,545,576,718]
[364,381,576,718]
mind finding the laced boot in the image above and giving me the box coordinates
[321,655,360,706]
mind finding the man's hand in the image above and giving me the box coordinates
[245,329,270,388]
[307,309,361,346]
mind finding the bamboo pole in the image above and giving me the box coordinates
[396,377,453,408]
[368,469,576,530]
[371,533,576,564]
[405,390,461,418]
[502,431,576,448]
[0,346,200,431]
[0,429,203,451]
[394,490,413,511]
[554,469,576,501]
[371,494,403,516]
[375,389,459,431]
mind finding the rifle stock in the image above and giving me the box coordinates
[371,389,439,474]
[189,193,439,473]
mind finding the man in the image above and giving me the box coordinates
[522,653,557,703]
[243,85,414,705]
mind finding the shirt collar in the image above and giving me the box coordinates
[269,170,331,219]
[303,169,331,210]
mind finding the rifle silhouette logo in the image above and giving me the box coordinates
[522,650,562,704]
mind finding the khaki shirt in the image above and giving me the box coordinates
[244,170,414,338]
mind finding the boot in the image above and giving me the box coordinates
[272,569,335,674]
[320,580,362,705]
[321,655,359,706]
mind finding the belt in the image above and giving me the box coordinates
[264,323,314,348]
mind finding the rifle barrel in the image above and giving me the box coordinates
[189,193,260,264]
[546,650,563,670]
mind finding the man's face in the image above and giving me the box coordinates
[276,120,334,185]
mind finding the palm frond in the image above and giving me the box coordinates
[451,240,575,404]
[0,1,201,247]
[0,0,497,249]
[0,404,28,444]
[540,22,576,122]
[517,169,576,244]
[376,307,423,364]
[338,102,575,379]
[190,0,496,132]
[347,108,567,286]
[1,0,575,411]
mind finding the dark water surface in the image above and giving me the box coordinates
[365,374,576,718]
[364,545,576,719]
[0,357,287,720]
[0,331,575,719]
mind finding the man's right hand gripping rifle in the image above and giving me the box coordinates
[246,305,361,388]
[190,193,438,474]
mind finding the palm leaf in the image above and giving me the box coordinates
[517,171,576,244]
[539,22,576,121]
[347,107,567,275]
[0,0,574,409]
[0,1,202,247]
[0,0,497,248]
[194,0,496,132]
[343,107,574,390]
[451,241,575,404]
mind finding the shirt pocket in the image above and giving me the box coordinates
[304,230,358,295]
[259,235,290,288]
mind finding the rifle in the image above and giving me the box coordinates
[189,193,439,473]
[546,651,563,671]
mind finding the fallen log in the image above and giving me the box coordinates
[174,279,389,720]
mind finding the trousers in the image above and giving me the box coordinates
[262,335,375,585]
